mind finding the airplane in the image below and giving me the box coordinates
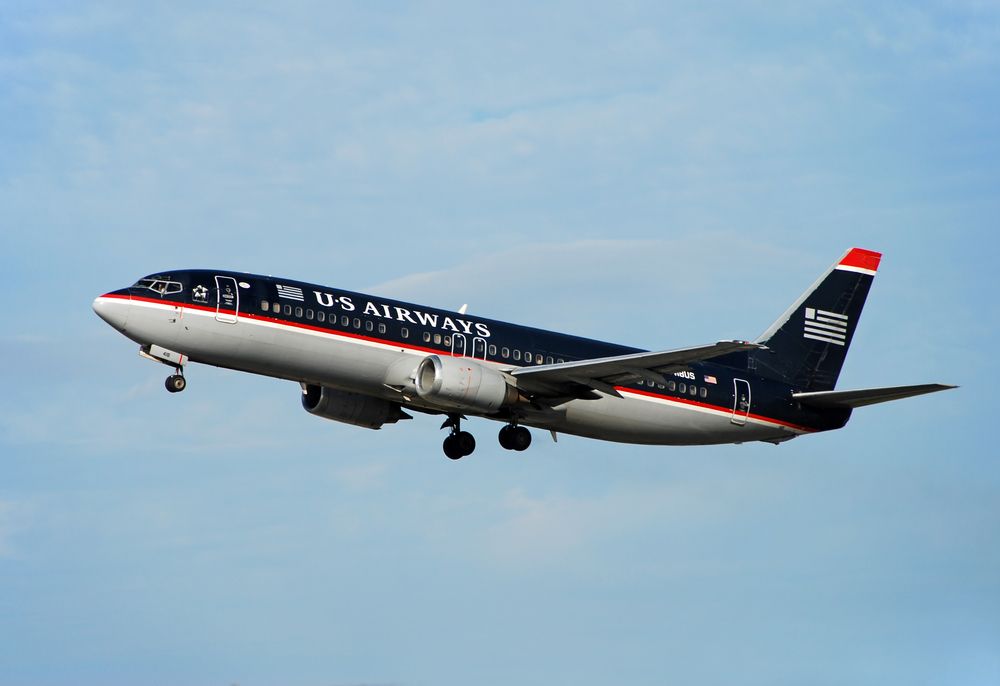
[92,248,955,459]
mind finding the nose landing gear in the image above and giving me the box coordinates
[165,369,186,393]
[441,414,476,460]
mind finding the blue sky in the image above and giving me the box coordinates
[1,2,997,685]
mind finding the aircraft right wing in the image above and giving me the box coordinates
[793,383,957,408]
[510,340,765,399]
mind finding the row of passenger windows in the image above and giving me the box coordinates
[259,300,566,365]
[637,378,709,398]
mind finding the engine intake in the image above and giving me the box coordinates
[302,385,408,429]
[415,355,519,413]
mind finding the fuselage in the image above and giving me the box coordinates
[92,269,850,447]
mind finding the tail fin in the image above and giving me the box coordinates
[753,248,882,392]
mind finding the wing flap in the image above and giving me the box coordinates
[793,383,957,409]
[511,340,764,397]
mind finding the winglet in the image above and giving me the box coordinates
[837,248,882,276]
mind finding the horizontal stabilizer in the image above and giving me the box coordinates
[793,383,957,409]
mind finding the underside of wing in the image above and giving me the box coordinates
[510,340,765,399]
[793,383,957,409]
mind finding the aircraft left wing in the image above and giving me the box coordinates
[510,340,765,399]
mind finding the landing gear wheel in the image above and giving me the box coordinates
[165,374,186,393]
[443,435,464,460]
[511,426,531,451]
[499,426,515,450]
[441,415,476,459]
[499,425,531,451]
[456,431,476,456]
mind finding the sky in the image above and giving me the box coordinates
[1,2,998,685]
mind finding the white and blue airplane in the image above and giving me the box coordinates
[93,248,954,458]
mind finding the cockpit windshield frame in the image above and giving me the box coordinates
[133,277,184,295]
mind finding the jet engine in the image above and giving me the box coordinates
[415,355,520,413]
[302,384,408,429]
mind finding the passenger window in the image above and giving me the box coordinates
[637,380,645,386]
[341,315,349,326]
[557,358,564,364]
[317,311,325,322]
[513,350,521,361]
[502,347,510,358]
[423,332,431,343]
[306,309,314,320]
[433,334,442,344]
[260,300,269,312]
[667,380,676,391]
[401,327,409,338]
[545,356,553,364]
[488,344,497,356]
[689,385,698,396]
[657,383,665,389]
[284,304,292,315]
[524,351,531,362]
[295,306,303,318]
[353,318,361,329]
[679,383,686,394]
[365,320,374,332]
[378,323,386,334]
[443,336,451,347]
[700,387,708,398]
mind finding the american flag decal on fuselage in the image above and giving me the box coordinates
[276,284,304,301]
[804,307,848,346]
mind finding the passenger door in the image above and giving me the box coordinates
[472,337,488,361]
[731,378,751,425]
[215,275,239,323]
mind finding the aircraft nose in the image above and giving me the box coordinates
[92,292,130,331]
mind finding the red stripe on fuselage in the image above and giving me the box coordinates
[620,386,815,433]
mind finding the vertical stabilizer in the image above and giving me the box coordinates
[754,248,882,392]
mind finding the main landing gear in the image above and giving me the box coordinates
[441,415,476,460]
[440,415,532,459]
[499,424,531,452]
[165,368,186,393]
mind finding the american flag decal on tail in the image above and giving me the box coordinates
[804,307,848,346]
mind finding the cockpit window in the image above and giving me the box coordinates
[133,278,183,295]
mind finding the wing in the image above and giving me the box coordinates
[793,383,957,408]
[511,340,765,399]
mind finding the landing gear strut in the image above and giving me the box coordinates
[441,414,476,460]
[498,423,531,452]
[165,369,186,393]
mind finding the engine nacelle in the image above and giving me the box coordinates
[415,355,519,413]
[302,384,407,430]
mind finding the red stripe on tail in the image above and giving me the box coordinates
[839,248,882,273]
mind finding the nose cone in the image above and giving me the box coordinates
[92,292,130,332]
